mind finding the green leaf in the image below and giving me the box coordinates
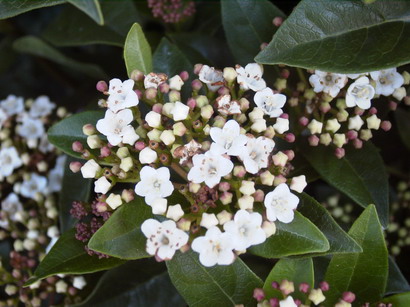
[302,142,389,227]
[124,23,152,76]
[67,0,104,25]
[73,260,185,307]
[395,108,410,152]
[249,211,329,258]
[167,250,262,307]
[48,110,104,159]
[0,0,65,19]
[382,292,410,305]
[221,0,285,65]
[256,0,410,73]
[324,205,388,306]
[25,229,125,286]
[88,199,153,260]
[298,193,362,255]
[263,258,314,301]
[13,36,106,79]
[59,156,93,232]
[385,256,410,295]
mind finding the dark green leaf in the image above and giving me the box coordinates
[124,23,152,76]
[249,212,329,258]
[73,260,185,307]
[0,37,16,74]
[324,205,388,306]
[88,199,153,260]
[13,36,107,79]
[385,256,410,296]
[167,250,262,307]
[25,229,125,286]
[298,193,362,255]
[382,292,410,305]
[395,108,410,152]
[256,0,410,73]
[221,0,285,65]
[48,110,104,159]
[0,0,65,19]
[302,142,389,227]
[263,258,314,301]
[67,0,104,25]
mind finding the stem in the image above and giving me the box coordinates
[297,67,308,86]
[171,162,188,181]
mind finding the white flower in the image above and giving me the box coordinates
[191,226,235,267]
[198,65,224,92]
[254,88,286,117]
[135,166,174,205]
[141,219,188,260]
[107,78,139,113]
[122,125,139,145]
[96,109,134,146]
[81,159,101,179]
[106,193,123,209]
[370,68,404,96]
[0,193,23,229]
[290,175,307,193]
[0,108,7,130]
[223,210,266,250]
[0,95,24,116]
[29,96,56,118]
[348,115,364,131]
[309,70,348,97]
[209,120,247,156]
[264,183,299,223]
[94,177,111,194]
[0,146,22,177]
[187,151,233,188]
[47,155,66,193]
[139,147,158,164]
[279,296,297,307]
[73,276,87,290]
[171,101,190,121]
[144,73,167,89]
[17,117,45,140]
[200,213,219,229]
[216,95,241,115]
[273,118,289,134]
[239,136,275,174]
[166,204,184,221]
[169,75,184,91]
[345,77,375,109]
[20,173,48,199]
[236,63,266,91]
[145,111,162,128]
[39,135,55,153]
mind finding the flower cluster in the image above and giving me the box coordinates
[0,95,86,306]
[73,62,307,267]
[148,0,196,24]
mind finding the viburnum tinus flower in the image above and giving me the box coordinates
[254,87,287,117]
[264,183,299,223]
[107,78,139,112]
[135,166,174,205]
[309,70,348,97]
[0,94,24,116]
[239,136,275,174]
[209,119,247,155]
[29,95,56,118]
[0,193,23,229]
[0,146,22,177]
[236,63,266,91]
[345,76,375,109]
[20,173,48,199]
[198,65,224,92]
[370,68,404,96]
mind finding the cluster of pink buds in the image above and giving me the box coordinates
[148,0,196,23]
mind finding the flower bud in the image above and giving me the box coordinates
[262,220,276,238]
[177,218,191,231]
[333,133,346,148]
[273,118,289,134]
[393,87,406,101]
[251,118,267,133]
[240,181,255,195]
[147,129,162,142]
[173,122,187,136]
[194,64,203,74]
[280,280,294,296]
[87,135,103,149]
[220,192,233,205]
[326,118,341,133]
[238,195,254,210]
[254,189,265,202]
[272,151,288,167]
[96,80,108,93]
[169,75,184,91]
[223,67,237,82]
[342,292,356,303]
[308,289,326,305]
[360,129,372,141]
[160,130,175,146]
[320,133,332,146]
[116,147,130,159]
[274,78,287,91]
[166,204,185,221]
[308,119,323,134]
[200,213,218,229]
[120,157,133,172]
[381,120,392,131]
[366,114,381,130]
[290,175,307,193]
[81,159,101,178]
[139,147,158,164]
[82,124,97,136]
[335,147,346,159]
[191,79,202,91]
[145,111,162,128]
[196,95,209,107]
[130,69,144,81]
[233,166,246,178]
[260,170,274,186]
[72,141,84,153]
[106,193,123,209]
[169,90,181,102]
[201,105,214,120]
[249,107,264,121]
[144,88,157,101]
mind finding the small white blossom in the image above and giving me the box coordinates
[236,63,266,91]
[348,115,364,131]
[47,155,66,193]
[17,117,45,140]
[0,193,23,229]
[121,125,139,145]
[345,77,375,109]
[309,289,326,305]
[107,78,139,113]
[144,73,167,89]
[96,109,134,146]
[73,276,87,290]
[106,193,123,209]
[239,136,275,174]
[273,118,289,134]
[94,176,111,194]
[238,195,254,210]
[254,88,286,117]
[29,96,56,118]
[198,65,224,92]
[309,70,348,97]
[135,166,174,205]
[20,173,48,199]
[166,204,184,221]
[209,120,247,156]
[80,159,101,179]
[251,118,267,133]
[145,111,162,128]
[216,95,241,115]
[169,75,184,91]
[0,95,24,116]
[191,226,235,267]
[279,296,297,307]
[370,68,404,96]
[264,183,299,223]
[139,147,158,164]
[239,181,255,195]
[47,226,59,238]
[39,135,55,153]
[141,219,188,260]
[171,101,190,121]
[217,210,232,225]
[290,175,307,193]
[56,280,68,294]
[0,146,22,177]
[200,213,219,229]
[223,210,266,250]
[187,151,234,188]
[249,107,264,121]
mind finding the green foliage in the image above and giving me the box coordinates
[166,250,262,307]
[25,229,125,286]
[395,108,410,152]
[0,0,65,19]
[385,256,410,295]
[256,0,410,73]
[124,23,152,76]
[382,292,410,306]
[302,142,389,227]
[67,0,104,25]
[48,110,104,159]
[324,205,388,306]
[88,199,153,260]
[249,212,329,258]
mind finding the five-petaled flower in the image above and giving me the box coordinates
[107,78,139,113]
[135,166,174,205]
[254,87,286,117]
[264,183,299,223]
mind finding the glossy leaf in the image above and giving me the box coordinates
[324,205,388,306]
[13,36,107,79]
[382,292,410,305]
[67,0,104,25]
[25,229,125,286]
[249,212,329,258]
[73,260,185,307]
[124,23,152,76]
[0,0,65,19]
[298,193,362,255]
[395,108,410,152]
[385,256,410,296]
[48,110,104,159]
[256,0,410,73]
[88,199,153,259]
[167,250,262,307]
[221,0,285,65]
[302,142,388,227]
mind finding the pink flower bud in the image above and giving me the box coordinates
[368,107,377,115]
[95,201,108,213]
[320,103,331,113]
[281,69,290,79]
[342,291,356,303]
[253,288,265,302]
[319,281,330,291]
[96,80,108,93]
[299,116,309,126]
[285,133,295,143]
[191,79,202,91]
[100,146,111,157]
[254,189,265,202]
[271,281,279,289]
[269,298,279,307]
[280,113,289,119]
[69,161,82,173]
[187,98,196,109]
[135,89,143,100]
[218,182,231,192]
[260,42,268,50]
[179,71,189,81]
[145,88,157,100]
[218,87,230,96]
[134,141,146,151]
[130,69,144,81]
[294,299,301,306]
[159,82,170,94]
[352,138,363,149]
[346,130,358,140]
[194,64,203,75]
[389,101,398,110]
[299,282,310,293]
[72,141,84,153]
[381,120,392,131]
[152,103,163,113]
[284,150,295,161]
[308,135,320,146]
[335,147,345,159]
[355,107,364,116]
